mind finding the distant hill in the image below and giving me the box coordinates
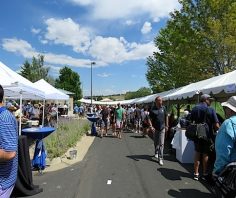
[108,94,125,101]
[89,94,125,101]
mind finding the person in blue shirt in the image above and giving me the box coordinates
[190,94,219,180]
[0,85,18,198]
[214,96,236,175]
[74,104,79,115]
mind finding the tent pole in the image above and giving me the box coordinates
[56,100,59,128]
[42,99,45,127]
[19,93,23,135]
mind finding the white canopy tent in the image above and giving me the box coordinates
[0,61,46,134]
[79,70,236,106]
[163,70,236,102]
[0,61,45,99]
[34,79,69,100]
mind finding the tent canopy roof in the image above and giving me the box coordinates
[0,61,45,99]
[34,79,69,100]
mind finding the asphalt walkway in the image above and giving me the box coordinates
[25,130,215,198]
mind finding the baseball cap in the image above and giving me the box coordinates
[200,94,214,101]
[221,96,236,113]
[6,102,17,111]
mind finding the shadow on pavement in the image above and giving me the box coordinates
[126,154,157,163]
[157,167,192,180]
[102,135,118,138]
[168,189,213,198]
[130,135,147,138]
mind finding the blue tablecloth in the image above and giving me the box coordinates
[87,116,99,123]
[87,113,96,117]
[22,127,55,139]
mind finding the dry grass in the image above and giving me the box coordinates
[44,118,90,159]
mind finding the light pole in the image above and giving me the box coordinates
[90,61,96,105]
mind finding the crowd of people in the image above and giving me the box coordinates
[85,103,152,138]
[81,94,236,196]
[2,78,236,197]
[83,97,169,166]
[3,101,70,128]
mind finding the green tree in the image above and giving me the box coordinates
[124,87,152,100]
[146,0,236,93]
[55,66,82,100]
[96,96,103,101]
[20,54,50,82]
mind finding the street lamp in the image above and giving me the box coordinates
[90,61,96,105]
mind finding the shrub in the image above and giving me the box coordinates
[44,118,90,159]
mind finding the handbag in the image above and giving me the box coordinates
[185,108,209,141]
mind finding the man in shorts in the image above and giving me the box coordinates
[115,103,125,139]
[190,94,219,180]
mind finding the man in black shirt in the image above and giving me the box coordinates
[149,96,169,166]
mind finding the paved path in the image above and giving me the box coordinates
[26,130,215,198]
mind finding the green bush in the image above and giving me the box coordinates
[44,119,90,159]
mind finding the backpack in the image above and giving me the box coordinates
[142,113,149,125]
[185,107,209,141]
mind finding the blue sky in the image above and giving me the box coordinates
[0,0,180,97]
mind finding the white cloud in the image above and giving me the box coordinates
[2,38,36,58]
[41,18,156,64]
[2,37,156,67]
[141,21,152,34]
[68,0,180,21]
[93,88,116,96]
[1,38,105,68]
[125,20,136,26]
[69,0,92,6]
[88,36,156,63]
[40,39,48,44]
[48,65,62,77]
[42,53,105,68]
[97,73,111,78]
[89,36,127,63]
[31,28,41,34]
[44,18,91,53]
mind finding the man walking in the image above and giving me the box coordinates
[190,94,219,181]
[149,96,168,166]
[0,85,18,198]
[115,103,125,139]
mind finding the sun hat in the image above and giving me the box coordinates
[221,96,236,113]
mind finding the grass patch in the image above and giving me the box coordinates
[44,118,90,160]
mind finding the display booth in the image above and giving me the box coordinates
[172,128,194,163]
